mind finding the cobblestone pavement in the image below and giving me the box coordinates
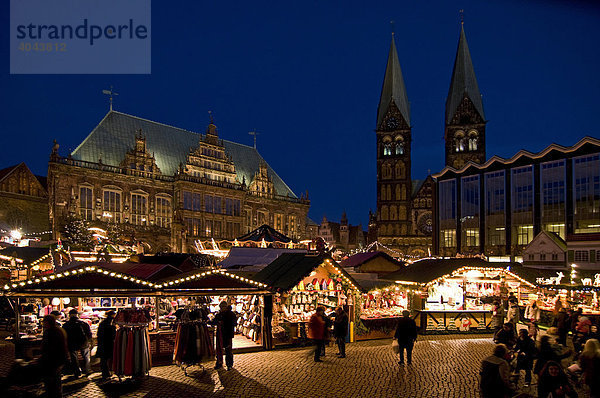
[1,334,577,398]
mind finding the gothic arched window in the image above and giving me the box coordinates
[468,130,478,151]
[381,206,389,221]
[395,161,405,179]
[383,143,392,156]
[394,136,404,155]
[455,131,465,152]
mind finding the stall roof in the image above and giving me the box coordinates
[0,247,52,264]
[236,224,293,243]
[134,253,216,271]
[252,253,364,292]
[156,268,269,295]
[55,262,182,282]
[340,251,405,269]
[218,247,308,269]
[381,258,507,284]
[3,264,157,297]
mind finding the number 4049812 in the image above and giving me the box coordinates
[18,42,66,52]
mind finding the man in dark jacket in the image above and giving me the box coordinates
[480,344,511,398]
[333,307,348,358]
[515,329,536,386]
[40,315,68,398]
[62,308,92,377]
[213,301,237,370]
[394,310,417,365]
[96,310,116,379]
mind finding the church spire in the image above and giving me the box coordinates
[377,35,410,129]
[445,24,485,124]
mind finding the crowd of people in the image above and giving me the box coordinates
[481,298,600,398]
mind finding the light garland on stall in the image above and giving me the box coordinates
[323,258,362,292]
[3,265,157,291]
[154,268,268,289]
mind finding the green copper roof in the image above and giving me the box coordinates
[71,111,298,198]
[446,25,485,124]
[377,36,410,128]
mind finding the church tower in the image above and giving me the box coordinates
[376,34,412,242]
[445,23,486,169]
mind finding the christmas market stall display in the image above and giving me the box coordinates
[1,264,157,361]
[252,253,364,345]
[508,264,600,327]
[155,268,271,354]
[0,246,70,281]
[340,251,408,340]
[112,308,153,379]
[382,258,536,333]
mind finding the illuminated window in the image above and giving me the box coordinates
[103,189,121,222]
[130,193,147,226]
[79,186,93,221]
[156,196,172,228]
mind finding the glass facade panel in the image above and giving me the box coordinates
[485,171,505,246]
[541,160,566,239]
[461,176,480,249]
[438,180,457,249]
[511,166,534,246]
[574,154,600,233]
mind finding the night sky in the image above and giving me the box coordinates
[1,1,599,228]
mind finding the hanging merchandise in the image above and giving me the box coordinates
[112,308,152,378]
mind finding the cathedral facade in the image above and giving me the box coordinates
[48,111,310,252]
[372,24,486,257]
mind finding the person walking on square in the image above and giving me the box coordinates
[507,298,519,337]
[525,301,541,341]
[308,307,326,362]
[213,302,237,370]
[394,310,417,365]
[556,307,571,347]
[40,315,69,398]
[96,310,116,379]
[515,329,537,387]
[480,344,512,398]
[62,308,92,377]
[492,300,504,335]
[333,306,348,358]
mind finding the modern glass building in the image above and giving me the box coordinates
[433,137,600,259]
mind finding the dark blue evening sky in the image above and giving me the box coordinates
[1,0,599,228]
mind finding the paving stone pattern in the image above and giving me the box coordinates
[0,334,571,397]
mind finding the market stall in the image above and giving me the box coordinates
[2,264,272,366]
[508,265,600,327]
[381,258,537,334]
[252,253,364,346]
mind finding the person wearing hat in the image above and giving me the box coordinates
[212,301,237,370]
[62,308,92,377]
[97,310,117,379]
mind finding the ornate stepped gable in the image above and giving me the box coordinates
[119,129,161,174]
[183,121,238,184]
[249,161,275,197]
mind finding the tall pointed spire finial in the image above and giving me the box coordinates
[460,9,464,25]
[390,20,395,36]
[102,85,119,111]
[208,110,214,124]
